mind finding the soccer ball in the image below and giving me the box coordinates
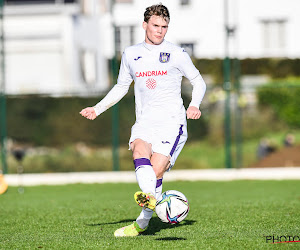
[155,190,189,224]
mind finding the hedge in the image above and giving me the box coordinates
[6,57,300,146]
[5,91,208,147]
[111,58,300,85]
[192,58,300,84]
[257,80,300,128]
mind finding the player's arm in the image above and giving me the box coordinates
[80,51,133,120]
[186,74,206,119]
[177,49,206,119]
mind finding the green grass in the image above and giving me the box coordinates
[1,181,300,249]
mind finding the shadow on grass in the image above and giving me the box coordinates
[86,217,196,238]
[155,237,187,241]
[144,217,196,236]
[86,219,136,227]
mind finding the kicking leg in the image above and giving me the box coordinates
[114,144,170,237]
[115,139,155,237]
[135,153,170,230]
[134,152,170,210]
[131,139,157,206]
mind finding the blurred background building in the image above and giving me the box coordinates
[4,0,112,96]
[2,0,300,96]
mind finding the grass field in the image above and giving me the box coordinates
[1,180,300,249]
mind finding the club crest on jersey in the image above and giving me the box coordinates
[159,52,170,63]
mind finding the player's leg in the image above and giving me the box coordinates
[134,124,187,230]
[133,132,186,234]
[134,124,187,210]
[131,139,157,200]
[134,151,170,210]
[135,153,170,230]
[114,139,156,237]
[151,124,187,200]
[114,125,187,237]
[151,153,170,199]
[155,177,163,200]
[151,153,170,179]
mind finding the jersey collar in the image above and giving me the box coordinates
[143,40,165,51]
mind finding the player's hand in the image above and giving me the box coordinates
[186,106,201,119]
[80,107,97,120]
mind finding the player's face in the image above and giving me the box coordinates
[143,15,169,45]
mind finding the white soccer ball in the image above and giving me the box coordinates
[155,190,189,224]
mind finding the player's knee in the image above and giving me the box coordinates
[132,150,144,160]
[131,139,151,160]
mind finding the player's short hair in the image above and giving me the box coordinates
[144,3,170,23]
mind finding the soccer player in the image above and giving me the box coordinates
[80,4,206,237]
